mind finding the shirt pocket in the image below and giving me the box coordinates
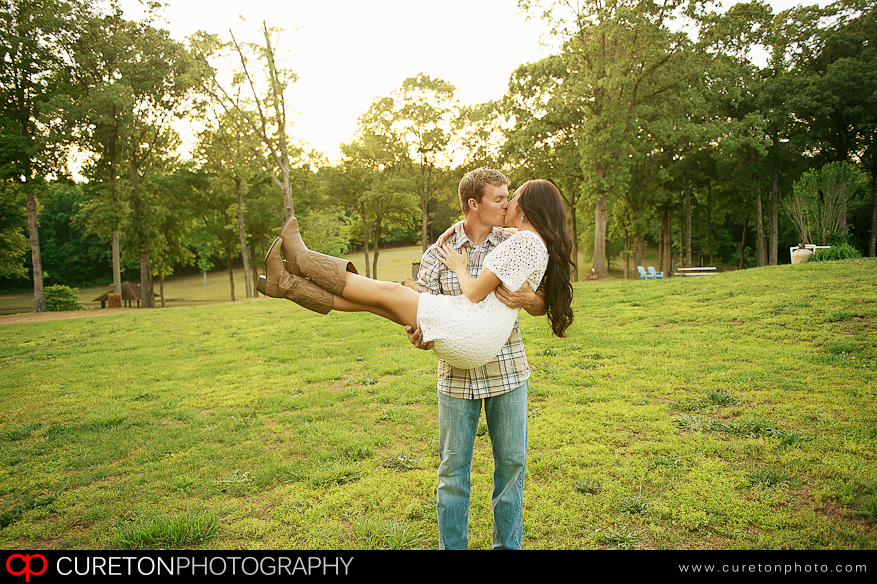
[439,270,458,294]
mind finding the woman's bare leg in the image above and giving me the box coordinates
[336,272,420,328]
[331,296,406,326]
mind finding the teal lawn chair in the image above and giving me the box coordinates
[637,266,654,280]
[647,266,664,279]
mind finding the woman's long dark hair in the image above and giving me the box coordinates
[517,180,575,337]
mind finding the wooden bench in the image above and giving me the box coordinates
[674,266,718,276]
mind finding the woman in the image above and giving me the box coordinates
[257,179,575,368]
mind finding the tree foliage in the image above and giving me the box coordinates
[3,0,877,304]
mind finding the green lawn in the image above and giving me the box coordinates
[0,258,875,550]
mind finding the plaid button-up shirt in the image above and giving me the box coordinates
[417,224,531,399]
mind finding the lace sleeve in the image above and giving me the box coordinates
[483,230,546,292]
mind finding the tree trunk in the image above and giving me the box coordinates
[250,245,260,297]
[361,208,371,279]
[623,228,630,280]
[634,235,643,275]
[421,190,430,252]
[679,222,683,264]
[137,253,153,309]
[755,187,767,267]
[130,156,154,308]
[739,210,750,270]
[658,217,664,273]
[138,251,152,308]
[158,263,165,308]
[591,193,610,278]
[111,114,121,295]
[235,178,252,298]
[770,161,779,265]
[112,227,121,295]
[684,170,692,266]
[661,210,672,276]
[569,205,579,282]
[278,169,293,220]
[707,180,714,266]
[226,248,235,302]
[870,176,876,257]
[25,187,45,312]
[372,218,382,281]
[260,23,295,220]
[665,213,673,275]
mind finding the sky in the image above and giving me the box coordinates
[114,0,830,165]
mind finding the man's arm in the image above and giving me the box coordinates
[494,282,547,316]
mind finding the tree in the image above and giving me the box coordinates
[361,172,419,280]
[519,0,708,278]
[53,2,132,297]
[751,1,836,265]
[0,0,92,310]
[455,100,508,171]
[333,129,418,280]
[700,0,798,268]
[55,3,195,307]
[0,181,28,278]
[194,108,263,298]
[121,16,193,308]
[358,74,458,252]
[176,165,243,301]
[503,54,587,280]
[784,160,865,245]
[800,0,877,254]
[190,23,303,221]
[41,181,113,286]
[148,169,195,306]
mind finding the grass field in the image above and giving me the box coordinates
[0,257,875,550]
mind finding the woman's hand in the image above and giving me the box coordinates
[436,221,462,247]
[437,242,501,303]
[437,243,468,277]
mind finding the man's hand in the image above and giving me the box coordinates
[494,281,547,316]
[405,325,434,350]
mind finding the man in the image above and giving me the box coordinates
[405,167,546,549]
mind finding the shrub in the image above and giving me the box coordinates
[44,284,83,312]
[783,161,864,245]
[808,244,862,262]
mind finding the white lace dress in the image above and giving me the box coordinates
[416,230,548,369]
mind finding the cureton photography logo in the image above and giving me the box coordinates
[6,554,48,582]
[4,551,364,580]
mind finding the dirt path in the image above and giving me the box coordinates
[0,298,269,325]
[0,308,140,325]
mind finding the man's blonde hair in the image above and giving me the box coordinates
[458,167,509,214]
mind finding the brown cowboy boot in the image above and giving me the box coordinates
[256,237,334,315]
[280,215,357,296]
[265,235,301,277]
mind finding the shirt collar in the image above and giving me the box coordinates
[451,224,507,250]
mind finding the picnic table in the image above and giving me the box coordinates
[674,266,718,276]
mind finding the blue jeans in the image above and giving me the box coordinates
[436,381,528,550]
